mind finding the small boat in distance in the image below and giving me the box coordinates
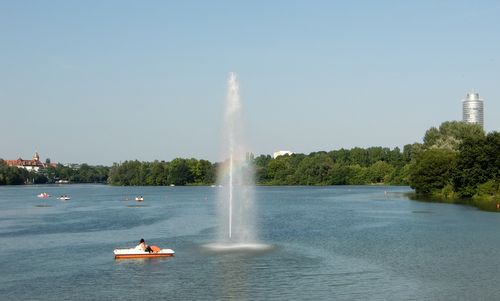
[37,193,50,198]
[135,196,144,202]
[57,195,71,201]
[113,247,175,259]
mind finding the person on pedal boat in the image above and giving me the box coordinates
[135,238,153,253]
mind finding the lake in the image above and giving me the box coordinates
[1,185,500,300]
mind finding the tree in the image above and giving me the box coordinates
[347,165,369,185]
[350,147,369,166]
[367,161,395,184]
[452,132,499,197]
[267,155,296,184]
[423,121,484,150]
[402,143,422,163]
[189,159,215,184]
[329,164,355,185]
[409,148,457,194]
[168,158,194,185]
[0,161,27,185]
[328,148,350,164]
[294,153,334,185]
[253,154,272,183]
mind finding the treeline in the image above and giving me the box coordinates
[105,148,413,186]
[254,146,414,185]
[107,158,216,186]
[2,121,498,205]
[408,121,500,206]
[0,160,109,185]
[49,164,109,183]
[0,160,42,185]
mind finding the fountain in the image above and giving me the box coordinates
[204,72,270,252]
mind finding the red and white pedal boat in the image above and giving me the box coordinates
[114,247,175,259]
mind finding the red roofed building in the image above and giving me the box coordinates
[5,152,47,172]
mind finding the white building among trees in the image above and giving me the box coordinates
[273,150,294,159]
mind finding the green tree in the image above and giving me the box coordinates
[423,121,484,150]
[328,148,350,164]
[254,154,272,183]
[294,153,334,185]
[189,159,215,184]
[329,164,355,185]
[452,133,499,197]
[367,161,395,184]
[168,158,194,185]
[409,148,457,194]
[0,160,28,185]
[347,164,369,185]
[267,155,295,184]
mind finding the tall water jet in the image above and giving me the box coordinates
[204,72,271,252]
[218,72,256,243]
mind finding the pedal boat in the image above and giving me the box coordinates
[113,248,175,259]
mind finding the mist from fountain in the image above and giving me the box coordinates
[204,72,271,252]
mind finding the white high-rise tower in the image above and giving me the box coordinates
[462,92,484,128]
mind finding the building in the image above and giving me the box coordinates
[273,150,294,159]
[462,92,484,128]
[5,152,46,172]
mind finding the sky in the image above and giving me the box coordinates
[1,1,499,165]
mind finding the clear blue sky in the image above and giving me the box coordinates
[1,1,499,165]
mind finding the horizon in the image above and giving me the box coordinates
[1,1,499,165]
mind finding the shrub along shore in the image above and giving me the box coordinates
[1,121,498,211]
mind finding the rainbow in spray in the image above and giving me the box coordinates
[218,72,255,242]
[205,73,270,252]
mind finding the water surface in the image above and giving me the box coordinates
[1,185,499,300]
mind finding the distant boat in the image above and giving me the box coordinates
[170,184,175,187]
[135,196,144,202]
[37,193,50,198]
[58,195,71,201]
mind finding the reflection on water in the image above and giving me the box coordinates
[202,243,274,253]
[114,257,173,264]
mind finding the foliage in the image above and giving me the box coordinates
[423,121,484,150]
[0,160,29,185]
[1,121,496,199]
[254,148,409,186]
[409,148,457,194]
[0,160,108,185]
[410,120,498,205]
[107,158,215,186]
[452,132,500,197]
[294,153,334,185]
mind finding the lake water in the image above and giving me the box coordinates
[1,185,500,300]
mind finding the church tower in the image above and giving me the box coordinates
[32,152,40,162]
